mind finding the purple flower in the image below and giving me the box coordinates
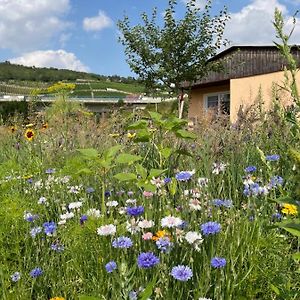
[175,171,194,182]
[269,176,284,188]
[156,237,173,253]
[244,166,257,173]
[11,272,21,282]
[266,154,280,161]
[272,212,282,221]
[171,265,193,281]
[80,215,88,225]
[126,206,144,217]
[105,261,117,273]
[86,187,95,193]
[43,221,57,236]
[24,212,39,222]
[51,243,64,252]
[211,257,226,268]
[200,222,221,236]
[45,168,55,174]
[164,177,171,184]
[112,236,133,248]
[30,226,42,238]
[105,190,111,197]
[137,252,159,268]
[29,267,43,278]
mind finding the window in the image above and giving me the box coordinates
[204,92,230,115]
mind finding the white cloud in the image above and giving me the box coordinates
[83,10,113,32]
[10,50,89,72]
[0,0,71,52]
[181,0,206,10]
[224,0,300,45]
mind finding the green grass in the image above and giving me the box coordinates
[0,98,299,300]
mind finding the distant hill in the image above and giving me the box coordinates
[0,62,145,97]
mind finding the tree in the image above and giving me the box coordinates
[117,0,230,117]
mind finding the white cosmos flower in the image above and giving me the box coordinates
[38,197,47,205]
[86,208,101,218]
[189,198,201,211]
[161,216,183,228]
[60,212,74,220]
[185,231,203,244]
[97,224,116,236]
[69,201,82,210]
[138,219,154,229]
[106,201,119,207]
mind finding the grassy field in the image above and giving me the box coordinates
[0,96,299,300]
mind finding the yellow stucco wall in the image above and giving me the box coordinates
[188,84,230,121]
[188,70,300,123]
[230,70,300,122]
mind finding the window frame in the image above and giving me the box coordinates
[204,91,230,115]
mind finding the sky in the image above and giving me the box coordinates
[0,0,300,77]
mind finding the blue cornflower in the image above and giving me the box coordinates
[272,212,282,221]
[105,261,117,273]
[171,265,193,281]
[45,168,55,174]
[43,221,57,236]
[164,177,171,184]
[30,226,42,238]
[222,199,233,208]
[266,154,280,161]
[24,212,39,222]
[200,222,221,236]
[27,178,33,184]
[244,166,257,173]
[211,257,226,268]
[112,236,133,248]
[156,237,173,253]
[212,199,224,207]
[105,190,111,197]
[128,291,138,300]
[29,267,43,278]
[11,272,21,282]
[269,176,284,188]
[126,206,144,217]
[175,171,194,181]
[137,252,160,268]
[86,187,95,193]
[51,243,64,252]
[80,215,88,225]
[249,215,255,222]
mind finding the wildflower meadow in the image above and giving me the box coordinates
[0,94,300,300]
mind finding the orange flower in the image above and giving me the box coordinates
[152,230,171,241]
[41,123,49,130]
[24,129,35,141]
[10,126,17,133]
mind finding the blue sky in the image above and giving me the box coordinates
[0,0,300,77]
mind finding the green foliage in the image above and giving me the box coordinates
[118,0,229,93]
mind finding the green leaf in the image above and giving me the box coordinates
[104,145,122,160]
[175,129,196,139]
[136,164,147,179]
[78,296,102,300]
[127,120,148,130]
[134,129,151,143]
[164,117,187,131]
[114,173,137,181]
[76,168,92,175]
[139,275,157,300]
[77,148,99,159]
[148,111,162,124]
[116,153,143,164]
[278,221,300,237]
[142,183,157,193]
[292,252,300,260]
[270,284,280,295]
[149,168,167,178]
[160,147,172,159]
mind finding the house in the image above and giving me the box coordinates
[187,46,300,123]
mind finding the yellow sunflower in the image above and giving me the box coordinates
[24,129,35,141]
[49,297,65,300]
[281,203,298,216]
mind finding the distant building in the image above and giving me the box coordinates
[187,46,300,123]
